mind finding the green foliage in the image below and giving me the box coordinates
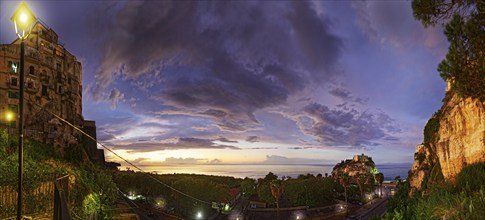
[456,162,485,193]
[413,0,485,100]
[0,131,117,219]
[283,177,337,207]
[423,110,442,144]
[414,152,426,164]
[386,162,485,219]
[113,171,239,219]
[240,177,256,199]
[257,180,276,205]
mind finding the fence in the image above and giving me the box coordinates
[0,174,69,219]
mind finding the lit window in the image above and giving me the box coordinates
[8,61,18,73]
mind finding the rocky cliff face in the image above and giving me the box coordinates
[409,92,485,195]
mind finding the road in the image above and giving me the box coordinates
[212,197,245,220]
[359,198,388,220]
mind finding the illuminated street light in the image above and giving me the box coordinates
[6,112,14,121]
[196,211,203,219]
[5,111,14,151]
[11,2,36,220]
[11,2,36,39]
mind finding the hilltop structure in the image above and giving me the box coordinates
[332,153,378,178]
[0,21,104,164]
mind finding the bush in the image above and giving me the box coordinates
[423,110,442,144]
[456,162,485,194]
[386,162,485,219]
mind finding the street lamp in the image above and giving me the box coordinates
[11,2,36,220]
[5,111,14,149]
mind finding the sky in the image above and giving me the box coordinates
[0,1,449,166]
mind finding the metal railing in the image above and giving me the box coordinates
[0,174,71,220]
[53,175,71,220]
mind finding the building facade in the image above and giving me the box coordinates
[0,21,87,154]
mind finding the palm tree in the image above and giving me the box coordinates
[394,175,402,183]
[356,174,368,200]
[339,173,350,203]
[270,180,283,220]
[375,173,384,197]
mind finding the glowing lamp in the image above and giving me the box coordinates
[11,2,37,39]
[6,112,14,121]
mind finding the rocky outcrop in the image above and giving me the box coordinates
[332,154,378,178]
[409,92,485,195]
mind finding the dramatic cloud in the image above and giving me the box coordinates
[109,88,125,109]
[246,136,260,143]
[207,159,222,164]
[109,137,241,152]
[279,102,401,148]
[164,157,204,164]
[92,1,343,132]
[329,87,368,104]
[351,1,445,50]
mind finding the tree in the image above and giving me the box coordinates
[270,180,283,220]
[339,173,350,203]
[241,178,256,199]
[375,173,384,197]
[257,180,275,205]
[264,172,278,181]
[412,0,485,100]
[356,174,370,200]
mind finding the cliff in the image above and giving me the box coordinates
[408,91,485,195]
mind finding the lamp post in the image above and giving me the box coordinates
[11,2,36,220]
[5,112,14,150]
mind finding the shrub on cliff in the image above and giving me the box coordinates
[423,110,442,144]
[456,162,485,194]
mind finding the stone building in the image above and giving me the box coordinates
[0,21,101,162]
[353,153,372,163]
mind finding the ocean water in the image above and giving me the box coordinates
[136,163,411,180]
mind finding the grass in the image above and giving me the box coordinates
[385,162,485,220]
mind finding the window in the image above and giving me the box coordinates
[57,85,64,94]
[8,91,19,99]
[42,85,48,96]
[29,66,35,75]
[10,77,18,86]
[8,104,18,113]
[8,61,18,74]
[10,121,16,128]
[27,81,33,89]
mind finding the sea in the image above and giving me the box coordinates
[136,163,412,181]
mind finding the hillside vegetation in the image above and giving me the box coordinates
[0,129,117,219]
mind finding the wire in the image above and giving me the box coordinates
[26,100,212,205]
